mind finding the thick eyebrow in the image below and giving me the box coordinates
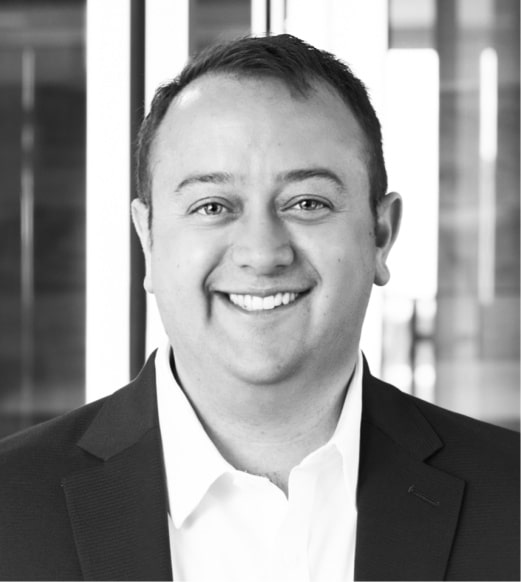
[174,172,234,193]
[174,168,345,194]
[276,168,345,189]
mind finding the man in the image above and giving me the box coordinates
[0,34,518,581]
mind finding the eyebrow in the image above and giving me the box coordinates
[174,172,234,193]
[174,167,345,193]
[276,168,345,189]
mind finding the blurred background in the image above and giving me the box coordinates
[0,0,519,437]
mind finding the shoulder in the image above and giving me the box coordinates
[394,388,520,579]
[364,369,519,474]
[409,390,519,445]
[0,397,106,484]
[0,398,118,580]
[363,371,519,572]
[0,350,159,484]
[405,391,519,476]
[367,373,519,522]
[0,354,158,482]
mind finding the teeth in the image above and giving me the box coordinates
[229,292,299,311]
[263,295,275,310]
[251,296,263,310]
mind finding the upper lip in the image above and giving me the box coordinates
[215,287,312,297]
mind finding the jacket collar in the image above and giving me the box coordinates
[354,359,465,581]
[360,357,443,461]
[62,353,173,581]
[77,353,159,460]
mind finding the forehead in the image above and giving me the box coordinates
[150,74,369,182]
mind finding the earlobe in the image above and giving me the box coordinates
[131,199,154,294]
[374,192,402,286]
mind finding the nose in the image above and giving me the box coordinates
[230,212,295,274]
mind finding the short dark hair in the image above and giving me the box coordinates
[136,34,387,222]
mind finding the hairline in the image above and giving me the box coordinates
[143,70,378,227]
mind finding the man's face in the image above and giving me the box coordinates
[133,75,399,386]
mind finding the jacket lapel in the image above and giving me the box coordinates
[61,353,465,581]
[62,355,173,581]
[355,364,465,581]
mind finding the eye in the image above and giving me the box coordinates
[281,196,332,222]
[193,201,228,216]
[294,198,327,211]
[285,196,332,213]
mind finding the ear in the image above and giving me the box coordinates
[374,191,402,286]
[131,198,154,294]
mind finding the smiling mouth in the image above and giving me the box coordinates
[228,292,302,312]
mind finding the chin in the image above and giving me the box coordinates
[226,351,304,387]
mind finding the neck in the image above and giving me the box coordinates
[172,351,356,493]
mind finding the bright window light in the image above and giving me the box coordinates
[251,0,286,35]
[145,0,189,110]
[86,0,131,402]
[251,0,268,35]
[269,0,286,34]
[144,0,190,356]
[478,48,498,305]
[383,49,440,302]
[285,0,388,113]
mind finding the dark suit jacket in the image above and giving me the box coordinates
[0,354,519,581]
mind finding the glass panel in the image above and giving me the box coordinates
[190,0,251,53]
[0,44,23,436]
[0,1,86,437]
[388,0,520,430]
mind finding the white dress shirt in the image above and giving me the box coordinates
[155,342,363,581]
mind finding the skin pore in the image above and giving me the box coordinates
[132,74,401,494]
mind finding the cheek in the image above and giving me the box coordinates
[151,229,224,295]
[308,223,372,268]
[308,228,375,298]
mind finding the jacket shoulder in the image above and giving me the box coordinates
[406,391,519,476]
[364,374,519,580]
[0,397,107,482]
[405,392,519,581]
[0,354,158,482]
[365,368,519,472]
[404,386,519,578]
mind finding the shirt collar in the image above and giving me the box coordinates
[287,350,363,500]
[327,350,363,498]
[156,342,234,527]
[156,342,363,527]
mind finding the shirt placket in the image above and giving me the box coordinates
[269,467,317,582]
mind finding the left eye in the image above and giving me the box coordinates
[294,199,327,211]
[195,202,227,215]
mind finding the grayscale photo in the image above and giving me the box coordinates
[0,1,519,580]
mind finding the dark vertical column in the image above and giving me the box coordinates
[494,0,520,295]
[436,0,459,302]
[189,0,198,55]
[129,0,146,378]
[435,0,462,408]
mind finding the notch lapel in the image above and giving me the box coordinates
[62,355,173,581]
[354,366,465,581]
